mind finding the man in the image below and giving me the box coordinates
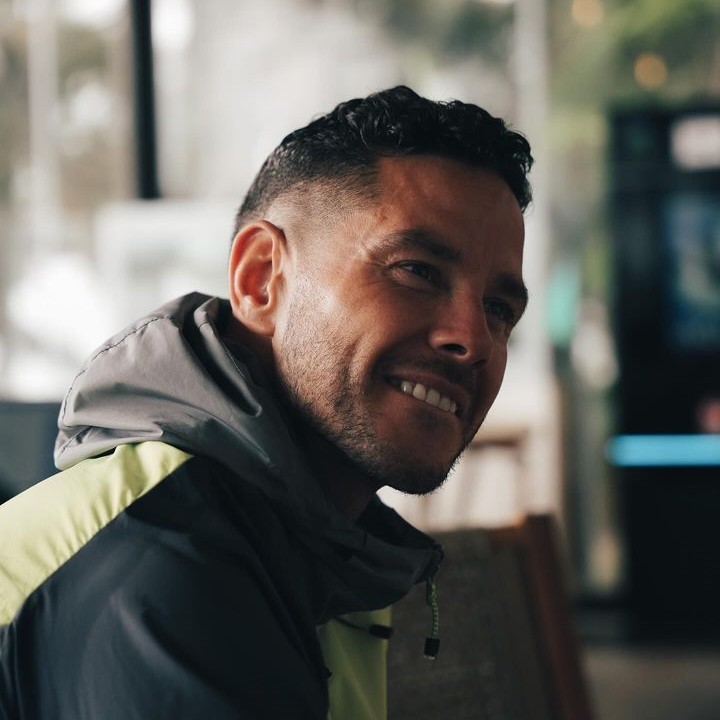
[0,86,531,719]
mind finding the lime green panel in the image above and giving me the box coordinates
[319,607,392,720]
[0,441,191,624]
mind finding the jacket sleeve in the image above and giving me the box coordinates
[4,512,328,720]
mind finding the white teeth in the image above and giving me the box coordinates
[396,380,457,415]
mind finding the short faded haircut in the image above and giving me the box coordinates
[233,85,533,238]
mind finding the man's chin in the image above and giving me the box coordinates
[360,452,457,497]
[385,474,449,497]
[333,428,465,497]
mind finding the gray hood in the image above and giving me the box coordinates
[56,293,442,619]
[57,293,333,516]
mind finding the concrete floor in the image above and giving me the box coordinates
[583,645,720,720]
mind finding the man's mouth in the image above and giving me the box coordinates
[388,378,458,416]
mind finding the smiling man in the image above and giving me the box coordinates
[0,87,531,720]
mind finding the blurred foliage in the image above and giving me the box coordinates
[547,0,720,297]
[363,0,514,64]
[551,0,720,107]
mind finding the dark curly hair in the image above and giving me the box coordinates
[233,86,533,236]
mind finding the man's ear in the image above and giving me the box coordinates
[228,220,287,337]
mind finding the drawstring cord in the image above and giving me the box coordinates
[330,575,440,659]
[423,576,440,659]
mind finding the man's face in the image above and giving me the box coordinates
[272,155,526,495]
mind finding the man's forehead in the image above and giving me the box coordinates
[275,154,518,223]
[374,153,514,197]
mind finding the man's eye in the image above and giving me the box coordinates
[398,262,441,286]
[484,298,516,326]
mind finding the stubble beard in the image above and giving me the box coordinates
[275,320,466,496]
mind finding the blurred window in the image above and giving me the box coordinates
[0,0,134,399]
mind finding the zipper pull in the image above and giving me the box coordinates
[423,576,440,659]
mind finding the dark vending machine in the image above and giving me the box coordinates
[609,106,720,643]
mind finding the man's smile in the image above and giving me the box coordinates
[386,376,463,417]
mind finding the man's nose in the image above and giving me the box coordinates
[428,297,494,366]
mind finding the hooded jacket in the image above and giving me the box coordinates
[0,293,442,720]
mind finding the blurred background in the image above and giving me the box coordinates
[1,0,719,717]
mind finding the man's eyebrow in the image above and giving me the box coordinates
[376,228,529,311]
[376,229,462,263]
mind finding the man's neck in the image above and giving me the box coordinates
[291,421,379,522]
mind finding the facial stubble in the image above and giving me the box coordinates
[275,297,472,496]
